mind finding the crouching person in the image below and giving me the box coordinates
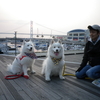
[76,24,100,79]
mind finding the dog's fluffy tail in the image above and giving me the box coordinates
[7,64,12,72]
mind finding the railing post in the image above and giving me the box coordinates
[15,31,17,56]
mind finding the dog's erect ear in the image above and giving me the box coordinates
[29,39,32,42]
[58,39,62,44]
[23,40,27,45]
[50,39,55,44]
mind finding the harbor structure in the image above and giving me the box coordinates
[67,29,90,42]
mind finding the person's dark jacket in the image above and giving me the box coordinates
[76,37,100,72]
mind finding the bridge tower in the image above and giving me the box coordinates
[30,21,33,39]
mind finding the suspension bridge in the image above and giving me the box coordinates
[0,21,67,39]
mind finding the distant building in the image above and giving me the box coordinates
[67,29,90,42]
[55,35,67,40]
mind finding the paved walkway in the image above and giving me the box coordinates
[0,50,84,57]
[36,50,84,57]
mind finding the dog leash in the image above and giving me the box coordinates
[62,64,92,80]
[5,73,29,80]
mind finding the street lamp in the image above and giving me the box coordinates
[15,31,17,56]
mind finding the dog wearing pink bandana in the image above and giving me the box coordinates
[7,40,37,79]
[41,39,65,81]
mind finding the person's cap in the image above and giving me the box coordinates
[88,25,100,32]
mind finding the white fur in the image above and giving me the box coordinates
[41,40,65,81]
[7,40,35,78]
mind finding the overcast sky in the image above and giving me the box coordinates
[0,0,100,38]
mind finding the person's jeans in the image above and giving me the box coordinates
[76,65,100,79]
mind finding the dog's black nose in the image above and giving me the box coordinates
[56,49,58,52]
[30,47,32,51]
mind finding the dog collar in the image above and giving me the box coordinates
[50,56,62,65]
[25,52,37,59]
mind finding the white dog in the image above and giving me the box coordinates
[7,40,37,79]
[41,39,65,81]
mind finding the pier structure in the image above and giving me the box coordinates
[0,53,100,100]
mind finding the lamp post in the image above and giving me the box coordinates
[15,31,17,56]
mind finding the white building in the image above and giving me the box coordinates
[67,29,90,42]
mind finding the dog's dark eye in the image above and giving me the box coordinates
[58,47,59,48]
[54,46,55,48]
[27,45,29,46]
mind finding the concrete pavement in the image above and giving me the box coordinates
[36,50,84,57]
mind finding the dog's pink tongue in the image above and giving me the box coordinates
[54,52,59,56]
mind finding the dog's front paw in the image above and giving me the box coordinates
[24,75,29,79]
[45,77,51,81]
[31,70,36,74]
[60,76,65,80]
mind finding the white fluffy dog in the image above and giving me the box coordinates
[41,39,65,81]
[7,40,37,79]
